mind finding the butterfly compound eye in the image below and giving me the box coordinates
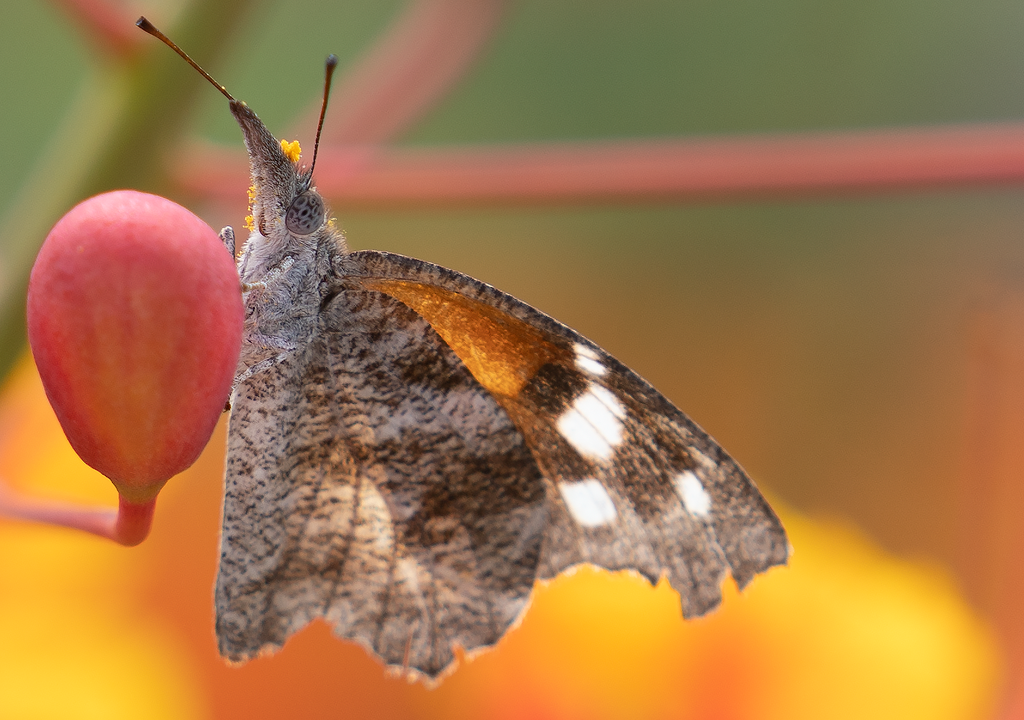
[285,192,325,236]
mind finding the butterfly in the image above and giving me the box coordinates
[137,18,789,680]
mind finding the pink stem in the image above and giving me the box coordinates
[0,482,155,546]
[111,495,156,547]
[174,122,1024,206]
[47,0,140,59]
[291,0,509,148]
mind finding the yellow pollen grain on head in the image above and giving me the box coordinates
[245,184,257,231]
[280,139,302,163]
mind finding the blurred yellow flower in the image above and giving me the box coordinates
[0,354,1002,719]
[0,527,208,720]
[412,511,1000,720]
[0,358,207,720]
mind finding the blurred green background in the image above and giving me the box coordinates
[4,0,1024,644]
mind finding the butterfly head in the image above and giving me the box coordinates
[133,18,337,245]
[229,100,326,241]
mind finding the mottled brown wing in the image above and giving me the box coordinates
[217,249,788,680]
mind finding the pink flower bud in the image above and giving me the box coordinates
[27,191,243,502]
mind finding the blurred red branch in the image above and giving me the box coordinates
[49,0,140,59]
[166,0,1024,207]
[177,123,1024,207]
[292,0,509,146]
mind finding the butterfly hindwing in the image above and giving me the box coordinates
[219,274,549,677]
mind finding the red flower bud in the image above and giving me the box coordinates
[27,191,243,502]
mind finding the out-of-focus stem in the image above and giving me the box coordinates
[48,0,141,59]
[300,0,509,147]
[112,495,156,546]
[961,292,1024,719]
[174,122,1024,208]
[0,483,155,546]
[0,0,257,382]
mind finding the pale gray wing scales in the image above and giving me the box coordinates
[218,337,391,659]
[218,283,547,677]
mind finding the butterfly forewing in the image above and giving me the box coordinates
[220,273,551,676]
[345,251,788,619]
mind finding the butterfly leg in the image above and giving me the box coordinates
[247,331,296,352]
[241,256,297,294]
[219,226,236,258]
[230,349,291,395]
[231,330,298,392]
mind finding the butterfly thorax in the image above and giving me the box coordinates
[228,100,348,389]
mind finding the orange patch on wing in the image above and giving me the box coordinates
[361,278,563,397]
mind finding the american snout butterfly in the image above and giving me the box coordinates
[138,18,788,680]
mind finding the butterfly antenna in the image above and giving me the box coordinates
[136,17,235,102]
[307,54,339,181]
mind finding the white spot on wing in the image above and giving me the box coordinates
[556,408,609,460]
[575,355,606,377]
[588,384,626,419]
[574,343,606,376]
[556,383,626,461]
[675,470,712,518]
[558,479,618,527]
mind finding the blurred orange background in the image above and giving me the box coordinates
[3,0,1024,717]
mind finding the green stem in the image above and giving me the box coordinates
[0,0,258,380]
